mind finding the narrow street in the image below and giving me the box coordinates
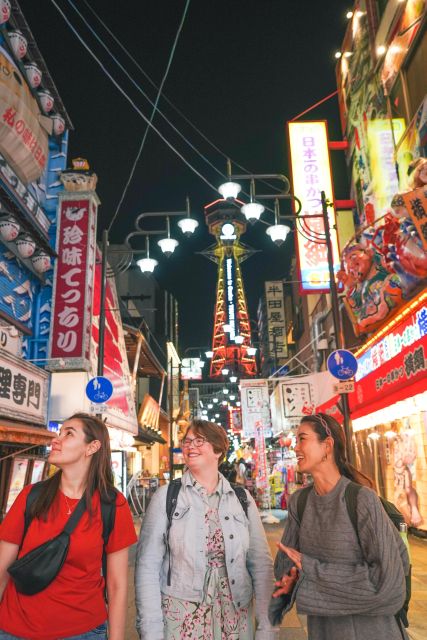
[125,520,427,639]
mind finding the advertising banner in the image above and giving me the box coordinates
[288,121,340,293]
[49,194,98,370]
[0,348,49,425]
[401,187,427,250]
[240,379,271,438]
[265,281,288,361]
[0,46,48,184]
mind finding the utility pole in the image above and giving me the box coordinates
[321,191,352,463]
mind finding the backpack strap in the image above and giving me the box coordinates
[165,478,182,587]
[100,488,117,595]
[296,485,314,525]
[344,481,362,545]
[230,483,249,518]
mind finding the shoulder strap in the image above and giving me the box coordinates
[23,481,45,543]
[230,483,249,518]
[344,481,362,543]
[165,478,182,587]
[296,485,314,525]
[100,488,117,598]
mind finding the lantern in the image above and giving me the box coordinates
[24,62,42,88]
[8,30,27,59]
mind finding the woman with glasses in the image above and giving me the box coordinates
[135,419,277,639]
[269,413,410,640]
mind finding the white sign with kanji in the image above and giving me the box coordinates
[0,349,49,425]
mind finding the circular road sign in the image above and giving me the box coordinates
[327,349,358,381]
[85,376,113,404]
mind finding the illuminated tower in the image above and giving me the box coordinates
[202,199,257,378]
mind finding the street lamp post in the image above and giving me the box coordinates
[219,166,353,462]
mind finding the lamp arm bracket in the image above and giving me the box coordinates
[231,173,290,192]
[125,229,165,247]
[134,210,187,230]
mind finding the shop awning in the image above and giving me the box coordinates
[135,394,167,445]
[124,325,166,379]
[134,426,166,446]
[0,420,55,446]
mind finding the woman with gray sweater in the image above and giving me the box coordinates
[270,413,410,640]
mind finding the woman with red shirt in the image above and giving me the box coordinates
[0,413,137,640]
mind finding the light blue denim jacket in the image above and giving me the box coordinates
[135,471,278,639]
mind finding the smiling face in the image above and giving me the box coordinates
[182,428,222,473]
[295,422,330,474]
[48,418,100,470]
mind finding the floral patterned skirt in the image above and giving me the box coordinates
[161,567,254,640]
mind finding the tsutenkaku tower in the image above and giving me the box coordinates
[202,199,257,378]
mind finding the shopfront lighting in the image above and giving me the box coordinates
[223,388,229,394]
[247,346,257,356]
[213,398,219,403]
[384,430,397,439]
[368,432,381,440]
[221,368,229,375]
[229,375,237,383]
[234,335,244,344]
[230,395,236,400]
[215,413,220,418]
[222,400,228,406]
[205,350,214,358]
[236,401,241,407]
[266,224,291,246]
[208,403,213,409]
[218,181,241,200]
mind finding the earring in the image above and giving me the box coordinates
[322,453,327,462]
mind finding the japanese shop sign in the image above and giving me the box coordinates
[240,379,271,438]
[401,188,427,250]
[265,281,288,361]
[0,153,50,236]
[367,119,405,215]
[288,121,340,293]
[49,194,98,370]
[0,46,48,184]
[0,349,48,425]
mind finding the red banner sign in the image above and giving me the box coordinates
[49,196,97,368]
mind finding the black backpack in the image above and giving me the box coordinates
[297,482,411,629]
[23,481,116,595]
[164,477,249,586]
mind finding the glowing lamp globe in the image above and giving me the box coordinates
[229,376,237,383]
[247,346,257,356]
[221,368,229,375]
[241,202,264,223]
[234,335,244,344]
[177,217,198,236]
[158,237,178,256]
[205,350,214,358]
[218,181,241,200]
[137,257,158,274]
[266,224,291,246]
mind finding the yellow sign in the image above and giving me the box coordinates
[288,121,340,293]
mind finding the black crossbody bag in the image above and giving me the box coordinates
[8,495,86,595]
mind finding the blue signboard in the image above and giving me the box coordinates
[85,376,113,403]
[327,350,358,381]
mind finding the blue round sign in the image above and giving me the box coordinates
[327,349,358,381]
[85,376,113,403]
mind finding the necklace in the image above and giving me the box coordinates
[64,494,74,515]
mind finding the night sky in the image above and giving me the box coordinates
[20,0,349,351]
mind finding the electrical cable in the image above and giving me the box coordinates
[80,0,283,194]
[106,0,191,232]
[49,0,219,196]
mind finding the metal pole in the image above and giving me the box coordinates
[320,191,353,463]
[97,228,109,377]
[168,357,174,480]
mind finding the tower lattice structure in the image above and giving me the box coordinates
[202,199,257,378]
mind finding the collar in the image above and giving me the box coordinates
[182,469,234,495]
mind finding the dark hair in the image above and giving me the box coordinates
[32,413,116,520]
[184,419,229,462]
[300,413,374,489]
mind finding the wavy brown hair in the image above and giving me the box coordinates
[184,419,229,464]
[300,413,375,489]
[31,413,116,520]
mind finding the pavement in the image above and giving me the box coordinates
[126,516,427,639]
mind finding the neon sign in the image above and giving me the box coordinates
[226,257,236,339]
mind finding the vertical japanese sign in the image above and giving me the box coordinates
[401,188,427,250]
[240,379,271,438]
[49,194,98,370]
[367,118,405,215]
[265,281,288,362]
[288,121,340,293]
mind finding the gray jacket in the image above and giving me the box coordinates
[135,471,278,639]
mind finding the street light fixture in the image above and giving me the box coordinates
[247,346,257,356]
[205,350,214,358]
[229,375,237,383]
[221,368,229,375]
[234,335,244,344]
[136,236,158,274]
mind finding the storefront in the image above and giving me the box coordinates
[0,352,52,520]
[350,290,427,533]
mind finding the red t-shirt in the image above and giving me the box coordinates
[0,484,137,640]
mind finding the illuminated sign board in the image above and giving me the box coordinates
[181,357,203,380]
[226,257,236,339]
[288,121,340,293]
[356,305,427,381]
[367,118,405,216]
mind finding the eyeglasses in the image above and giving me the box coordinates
[181,436,207,449]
